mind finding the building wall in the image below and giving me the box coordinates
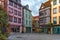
[23,6,32,32]
[35,20,39,27]
[39,8,50,26]
[51,0,60,24]
[23,8,32,27]
[7,0,23,33]
[32,17,36,30]
[51,0,60,34]
[32,16,40,32]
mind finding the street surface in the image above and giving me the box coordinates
[7,33,60,40]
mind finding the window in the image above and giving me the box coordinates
[13,0,17,2]
[26,14,27,18]
[53,0,57,5]
[14,3,17,8]
[29,15,30,19]
[9,7,13,13]
[59,16,60,24]
[0,1,2,5]
[18,5,21,9]
[59,0,60,3]
[44,18,46,23]
[45,12,47,15]
[18,18,21,23]
[14,10,17,15]
[9,16,13,22]
[9,1,13,6]
[18,11,21,16]
[40,18,43,23]
[11,28,15,32]
[53,8,57,14]
[59,7,60,12]
[18,0,21,4]
[29,21,31,25]
[53,17,57,24]
[14,17,17,23]
[11,26,20,32]
[11,26,17,32]
[17,26,20,32]
[39,12,44,16]
[24,9,26,13]
[15,0,17,2]
[26,20,28,25]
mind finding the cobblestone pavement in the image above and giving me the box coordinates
[7,33,60,40]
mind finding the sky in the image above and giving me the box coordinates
[21,0,48,16]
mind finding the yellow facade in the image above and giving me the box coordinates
[32,16,40,33]
[51,0,60,24]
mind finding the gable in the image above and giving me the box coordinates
[39,1,51,10]
[40,3,45,10]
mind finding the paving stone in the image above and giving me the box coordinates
[7,33,60,40]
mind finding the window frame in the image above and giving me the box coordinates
[18,18,21,23]
[14,10,17,15]
[59,0,60,3]
[53,0,57,5]
[59,16,60,24]
[17,5,21,10]
[9,16,13,22]
[14,3,17,8]
[17,11,21,16]
[9,1,13,6]
[53,17,57,24]
[53,8,57,14]
[14,17,17,23]
[59,6,60,12]
[8,7,13,13]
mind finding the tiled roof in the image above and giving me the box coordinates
[43,1,51,8]
[23,5,31,12]
[48,0,53,1]
[39,0,51,10]
[33,16,39,20]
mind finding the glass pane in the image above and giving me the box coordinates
[53,8,57,14]
[53,0,56,5]
[9,1,13,6]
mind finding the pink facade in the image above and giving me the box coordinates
[7,0,23,33]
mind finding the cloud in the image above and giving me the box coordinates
[21,0,48,16]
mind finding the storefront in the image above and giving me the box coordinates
[11,26,20,32]
[53,26,60,34]
[26,27,31,33]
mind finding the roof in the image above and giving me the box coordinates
[10,0,22,7]
[33,16,39,18]
[48,0,53,1]
[33,16,39,20]
[23,5,31,12]
[43,1,51,7]
[39,0,51,10]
